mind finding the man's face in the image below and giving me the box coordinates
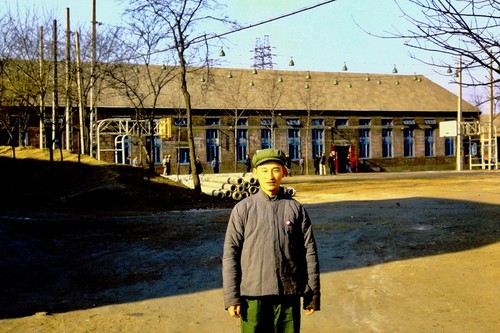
[253,161,285,196]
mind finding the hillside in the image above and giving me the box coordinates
[0,146,234,214]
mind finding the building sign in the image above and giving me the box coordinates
[439,120,457,137]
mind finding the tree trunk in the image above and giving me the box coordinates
[179,54,201,193]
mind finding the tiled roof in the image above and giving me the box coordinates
[97,66,479,113]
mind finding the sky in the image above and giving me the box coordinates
[3,0,474,103]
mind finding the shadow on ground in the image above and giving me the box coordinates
[0,196,498,319]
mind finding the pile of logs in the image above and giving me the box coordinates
[163,173,296,201]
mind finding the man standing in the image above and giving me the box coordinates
[223,148,321,333]
[320,152,326,175]
[245,153,252,173]
[162,154,171,175]
[211,157,220,174]
[327,152,336,175]
[313,155,320,175]
[195,157,203,175]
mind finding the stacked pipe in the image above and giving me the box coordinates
[200,173,259,201]
[163,173,295,201]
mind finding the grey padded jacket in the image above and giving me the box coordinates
[223,188,321,310]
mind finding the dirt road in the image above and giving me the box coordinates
[1,171,499,332]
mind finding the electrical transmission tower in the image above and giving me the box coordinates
[252,35,275,69]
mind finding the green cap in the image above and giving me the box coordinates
[251,149,287,168]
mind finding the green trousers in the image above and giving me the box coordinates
[240,296,301,333]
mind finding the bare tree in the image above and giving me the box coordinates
[296,80,325,175]
[258,71,287,149]
[391,0,499,87]
[74,24,127,155]
[124,0,237,193]
[0,60,32,159]
[106,10,176,176]
[0,5,128,162]
[0,8,54,159]
[211,70,252,172]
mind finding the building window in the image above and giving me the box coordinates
[404,128,415,157]
[286,118,301,127]
[312,129,324,159]
[206,128,219,161]
[425,128,435,157]
[174,118,187,127]
[237,118,248,126]
[260,118,272,127]
[44,118,62,149]
[115,135,130,164]
[464,141,478,157]
[237,129,248,161]
[359,128,370,158]
[382,128,393,158]
[206,118,220,126]
[261,128,271,149]
[403,119,416,126]
[381,119,393,127]
[288,129,300,160]
[445,137,455,156]
[358,119,371,158]
[311,118,324,126]
[178,147,189,163]
[335,118,348,127]
[146,136,162,164]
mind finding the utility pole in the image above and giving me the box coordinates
[51,19,58,159]
[456,55,462,171]
[39,26,45,150]
[75,32,86,155]
[65,8,71,151]
[89,0,97,157]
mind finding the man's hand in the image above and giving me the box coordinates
[228,305,241,318]
[305,307,315,316]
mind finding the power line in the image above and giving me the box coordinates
[200,0,338,43]
[88,0,339,62]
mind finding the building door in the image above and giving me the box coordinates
[334,145,350,173]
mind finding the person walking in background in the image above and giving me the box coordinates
[165,154,171,175]
[313,155,320,175]
[223,148,321,333]
[245,153,252,173]
[299,156,304,175]
[328,152,336,175]
[320,152,327,175]
[346,153,352,173]
[286,154,292,177]
[211,157,219,174]
[162,154,171,175]
[195,157,203,175]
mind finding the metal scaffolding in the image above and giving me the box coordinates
[463,121,498,170]
[95,118,160,163]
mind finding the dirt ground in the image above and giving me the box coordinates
[0,149,499,332]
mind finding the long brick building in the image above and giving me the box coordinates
[93,66,480,174]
